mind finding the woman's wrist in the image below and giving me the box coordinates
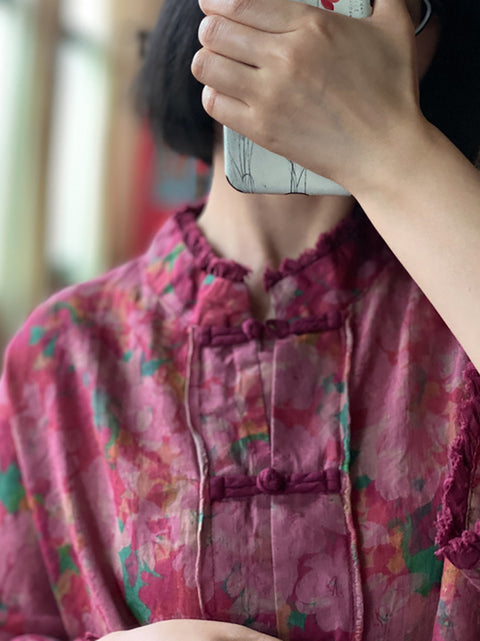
[348,115,443,208]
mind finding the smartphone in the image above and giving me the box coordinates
[224,0,373,196]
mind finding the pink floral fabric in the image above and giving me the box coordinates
[1,200,480,641]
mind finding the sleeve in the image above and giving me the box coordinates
[435,361,480,588]
[0,332,98,641]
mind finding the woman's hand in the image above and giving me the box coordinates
[101,620,280,641]
[191,0,427,194]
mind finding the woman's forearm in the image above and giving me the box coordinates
[354,120,480,372]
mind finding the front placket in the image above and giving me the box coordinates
[268,316,364,641]
[185,324,278,633]
[185,311,363,640]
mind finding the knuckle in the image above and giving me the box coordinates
[229,0,253,19]
[282,47,301,76]
[308,11,334,42]
[272,38,303,77]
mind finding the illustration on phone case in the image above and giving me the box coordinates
[289,161,308,193]
[226,130,313,194]
[226,133,255,193]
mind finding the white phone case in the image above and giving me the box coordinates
[224,0,373,196]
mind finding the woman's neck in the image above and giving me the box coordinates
[198,146,356,274]
[197,146,357,321]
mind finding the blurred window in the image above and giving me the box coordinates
[62,0,110,43]
[0,0,45,349]
[45,0,111,286]
[0,3,14,286]
[0,0,33,288]
[0,0,166,356]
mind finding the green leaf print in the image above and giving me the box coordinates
[52,302,82,325]
[161,284,174,296]
[391,511,444,596]
[119,545,152,622]
[58,544,80,575]
[230,433,269,464]
[0,463,25,513]
[92,389,120,456]
[30,326,45,345]
[141,354,168,377]
[119,545,163,623]
[288,609,307,631]
[354,475,372,490]
[43,334,58,358]
[164,244,184,271]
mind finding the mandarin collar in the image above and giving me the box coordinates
[145,199,393,329]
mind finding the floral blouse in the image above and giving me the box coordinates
[1,200,480,641]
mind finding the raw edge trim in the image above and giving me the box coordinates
[174,203,251,282]
[435,362,480,569]
[263,205,366,291]
[174,201,376,291]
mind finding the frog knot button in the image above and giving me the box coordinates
[256,467,287,494]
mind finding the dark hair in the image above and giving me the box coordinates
[134,0,480,166]
[420,0,480,164]
[134,0,214,165]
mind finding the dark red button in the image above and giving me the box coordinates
[256,467,286,494]
[242,319,263,341]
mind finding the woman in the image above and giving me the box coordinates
[1,0,480,640]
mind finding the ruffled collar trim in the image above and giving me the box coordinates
[144,199,395,328]
[173,199,379,292]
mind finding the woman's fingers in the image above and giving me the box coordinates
[200,86,251,134]
[198,0,311,33]
[198,15,266,68]
[192,48,257,105]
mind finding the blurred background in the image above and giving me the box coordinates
[0,0,211,358]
